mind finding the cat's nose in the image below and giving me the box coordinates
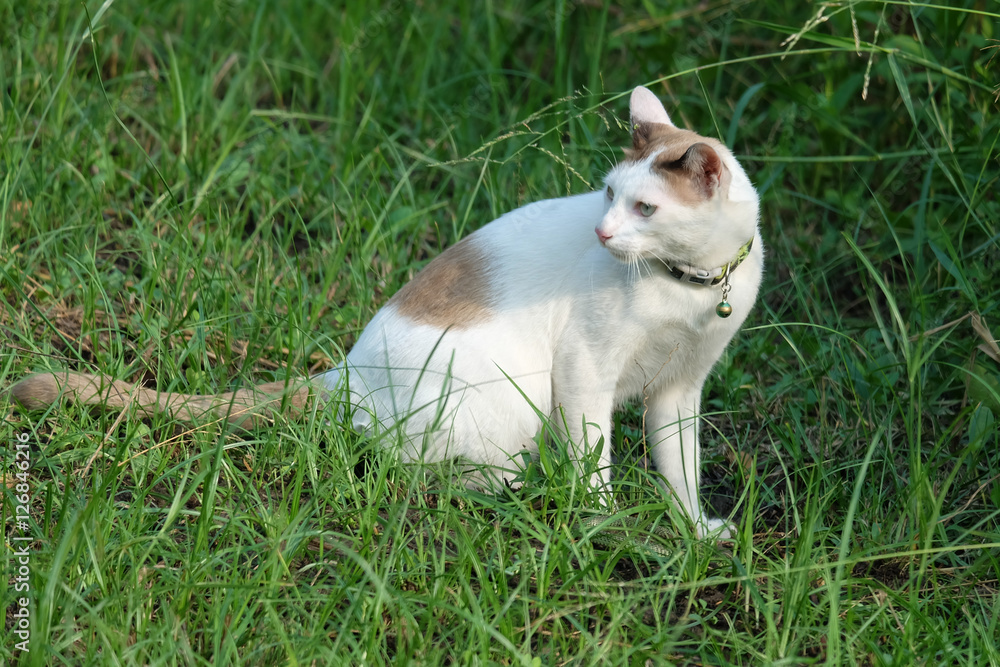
[595,227,613,244]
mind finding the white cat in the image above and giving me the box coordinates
[10,86,763,535]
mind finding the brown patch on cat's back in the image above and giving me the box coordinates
[387,234,495,328]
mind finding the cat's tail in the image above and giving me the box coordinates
[7,371,317,429]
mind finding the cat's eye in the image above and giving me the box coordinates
[638,202,657,217]
[606,186,614,200]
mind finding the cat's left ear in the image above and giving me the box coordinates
[630,86,674,127]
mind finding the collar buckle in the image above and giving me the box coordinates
[660,235,755,318]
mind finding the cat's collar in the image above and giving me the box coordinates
[659,236,755,287]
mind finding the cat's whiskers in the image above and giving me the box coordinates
[625,253,641,285]
[624,253,653,285]
[637,255,654,278]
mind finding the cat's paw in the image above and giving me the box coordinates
[698,517,733,540]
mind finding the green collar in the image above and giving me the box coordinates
[660,236,755,287]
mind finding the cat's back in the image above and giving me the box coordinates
[474,190,610,299]
[376,189,606,330]
[339,190,607,373]
[477,190,606,266]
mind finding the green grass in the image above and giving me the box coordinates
[2,0,999,664]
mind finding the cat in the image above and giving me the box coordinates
[9,86,763,536]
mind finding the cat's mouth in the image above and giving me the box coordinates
[604,245,652,269]
[603,245,631,262]
[604,243,652,263]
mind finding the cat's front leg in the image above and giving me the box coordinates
[646,386,729,537]
[557,402,614,497]
[549,379,615,500]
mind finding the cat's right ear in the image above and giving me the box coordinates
[655,142,731,199]
[629,86,673,128]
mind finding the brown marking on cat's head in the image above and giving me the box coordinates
[388,234,494,328]
[625,122,731,204]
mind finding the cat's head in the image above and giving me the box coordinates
[597,86,759,270]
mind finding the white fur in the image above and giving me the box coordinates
[319,87,763,535]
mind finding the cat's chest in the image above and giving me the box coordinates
[610,317,716,396]
[572,276,739,398]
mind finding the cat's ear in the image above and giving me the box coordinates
[630,86,673,128]
[656,142,731,199]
